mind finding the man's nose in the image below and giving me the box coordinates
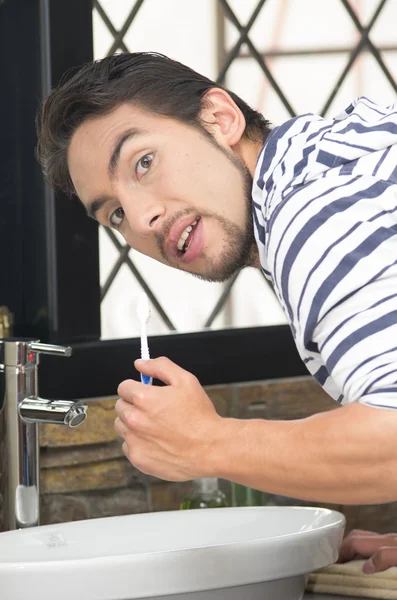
[123,192,164,236]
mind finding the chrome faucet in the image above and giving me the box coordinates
[0,339,88,531]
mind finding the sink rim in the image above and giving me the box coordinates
[0,505,345,563]
[0,506,345,599]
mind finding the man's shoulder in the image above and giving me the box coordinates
[253,96,397,215]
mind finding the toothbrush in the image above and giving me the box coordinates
[136,293,153,385]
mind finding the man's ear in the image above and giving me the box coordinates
[199,88,246,148]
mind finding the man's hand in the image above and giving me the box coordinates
[339,529,397,573]
[114,357,224,481]
[114,360,397,504]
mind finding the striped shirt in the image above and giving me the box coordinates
[252,96,397,409]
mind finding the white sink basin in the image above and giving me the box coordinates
[0,506,345,600]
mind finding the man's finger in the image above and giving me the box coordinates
[114,416,129,438]
[337,529,380,561]
[345,530,380,539]
[339,534,395,562]
[117,380,147,404]
[364,546,397,573]
[115,397,140,426]
[134,356,195,386]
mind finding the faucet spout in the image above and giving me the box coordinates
[19,397,87,427]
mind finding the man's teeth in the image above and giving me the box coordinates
[177,219,198,251]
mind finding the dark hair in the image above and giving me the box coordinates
[37,52,271,195]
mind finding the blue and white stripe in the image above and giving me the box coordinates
[253,97,397,409]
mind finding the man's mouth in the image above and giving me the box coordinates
[176,217,201,254]
[164,215,204,264]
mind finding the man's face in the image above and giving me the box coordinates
[68,103,257,282]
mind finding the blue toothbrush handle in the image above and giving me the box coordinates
[141,374,153,385]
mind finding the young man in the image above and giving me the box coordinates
[37,52,397,511]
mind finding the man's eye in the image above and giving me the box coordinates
[136,153,153,178]
[109,207,125,228]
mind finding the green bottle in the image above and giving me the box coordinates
[180,478,228,510]
[231,482,269,507]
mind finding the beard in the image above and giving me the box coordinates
[191,176,255,283]
[156,139,257,283]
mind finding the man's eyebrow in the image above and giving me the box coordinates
[85,128,148,221]
[85,196,113,221]
[108,127,147,177]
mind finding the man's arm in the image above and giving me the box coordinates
[115,357,397,505]
[252,174,397,503]
[212,401,397,504]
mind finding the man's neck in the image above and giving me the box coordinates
[234,136,265,177]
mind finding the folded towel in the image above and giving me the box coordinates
[306,560,397,598]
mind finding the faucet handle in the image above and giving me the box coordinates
[0,339,72,367]
[27,342,72,357]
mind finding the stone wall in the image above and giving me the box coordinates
[37,376,397,534]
